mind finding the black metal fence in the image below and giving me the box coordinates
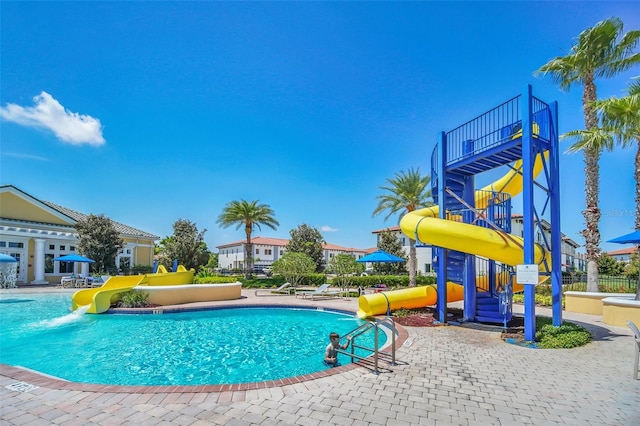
[562,274,638,293]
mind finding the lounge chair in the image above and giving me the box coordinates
[628,320,640,380]
[254,282,292,296]
[295,283,341,300]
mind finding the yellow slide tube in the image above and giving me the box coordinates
[357,284,464,318]
[357,153,550,318]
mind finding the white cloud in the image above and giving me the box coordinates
[2,152,50,161]
[321,225,338,232]
[0,92,105,146]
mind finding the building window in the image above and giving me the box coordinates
[424,264,432,273]
[70,246,76,252]
[8,242,24,248]
[59,261,74,274]
[256,248,260,255]
[45,254,54,273]
[265,249,272,255]
[60,245,66,251]
[49,244,55,250]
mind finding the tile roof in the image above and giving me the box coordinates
[607,247,637,256]
[216,236,368,253]
[371,226,401,234]
[42,201,159,240]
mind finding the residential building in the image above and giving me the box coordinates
[607,247,636,263]
[0,185,159,285]
[508,215,585,273]
[216,237,371,271]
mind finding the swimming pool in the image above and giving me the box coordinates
[0,293,384,386]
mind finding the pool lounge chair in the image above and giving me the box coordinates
[295,283,341,300]
[254,282,292,296]
[628,320,640,380]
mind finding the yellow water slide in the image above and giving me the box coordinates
[71,265,195,314]
[356,284,464,318]
[357,154,550,318]
[72,275,145,314]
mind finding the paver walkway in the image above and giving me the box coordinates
[1,287,639,425]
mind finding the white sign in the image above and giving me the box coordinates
[516,264,539,285]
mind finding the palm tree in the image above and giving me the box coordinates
[373,168,433,287]
[217,199,279,278]
[565,78,640,300]
[536,17,640,292]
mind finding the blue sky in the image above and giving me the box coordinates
[1,1,638,254]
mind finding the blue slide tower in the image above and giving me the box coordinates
[425,85,562,340]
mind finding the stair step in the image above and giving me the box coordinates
[477,299,499,306]
[475,315,506,324]
[477,309,502,317]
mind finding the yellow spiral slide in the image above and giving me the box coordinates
[356,154,550,318]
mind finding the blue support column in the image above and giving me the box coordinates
[462,175,476,321]
[549,100,563,326]
[522,85,536,341]
[437,131,448,323]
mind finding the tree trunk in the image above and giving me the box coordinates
[245,225,253,279]
[635,143,640,301]
[409,239,417,287]
[635,142,640,231]
[582,74,601,293]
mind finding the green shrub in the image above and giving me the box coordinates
[392,308,419,318]
[534,317,592,349]
[347,275,436,288]
[116,290,150,308]
[194,275,240,284]
[131,264,153,275]
[239,276,286,288]
[512,292,557,307]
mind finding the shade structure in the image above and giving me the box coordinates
[0,253,17,263]
[608,230,640,301]
[608,230,640,245]
[357,250,405,263]
[53,254,95,263]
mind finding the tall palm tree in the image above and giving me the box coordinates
[373,168,433,287]
[536,17,640,292]
[217,199,279,278]
[565,78,640,300]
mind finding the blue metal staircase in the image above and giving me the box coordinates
[427,95,548,325]
[417,86,562,339]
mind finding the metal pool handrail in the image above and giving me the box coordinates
[336,317,398,374]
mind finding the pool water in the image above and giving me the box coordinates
[0,293,383,386]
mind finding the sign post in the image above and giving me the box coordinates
[516,264,539,286]
[517,264,538,342]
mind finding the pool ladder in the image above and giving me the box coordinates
[335,317,398,375]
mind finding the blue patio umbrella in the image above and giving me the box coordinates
[608,230,640,301]
[608,230,640,245]
[53,254,95,263]
[0,253,17,263]
[357,250,405,263]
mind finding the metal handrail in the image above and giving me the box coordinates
[336,316,398,374]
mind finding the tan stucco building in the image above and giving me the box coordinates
[0,185,159,285]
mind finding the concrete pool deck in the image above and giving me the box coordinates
[1,287,639,425]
